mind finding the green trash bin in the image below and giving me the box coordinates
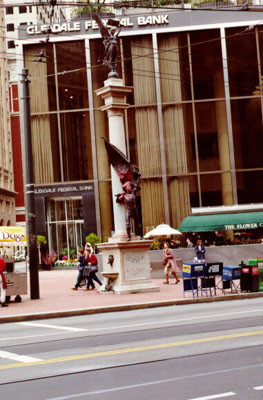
[257,259,263,291]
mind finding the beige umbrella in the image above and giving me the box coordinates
[144,224,182,239]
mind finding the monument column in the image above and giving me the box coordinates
[96,78,132,240]
[96,78,159,294]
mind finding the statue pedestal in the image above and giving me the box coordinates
[97,240,160,294]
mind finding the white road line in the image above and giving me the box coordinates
[187,393,236,400]
[0,307,258,344]
[0,350,42,363]
[18,322,86,332]
[47,379,236,400]
[254,386,263,390]
[17,308,263,333]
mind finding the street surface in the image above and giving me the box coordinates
[1,298,263,399]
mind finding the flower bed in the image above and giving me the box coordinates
[55,260,79,267]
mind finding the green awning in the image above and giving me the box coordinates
[179,212,263,232]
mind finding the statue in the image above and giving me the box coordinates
[102,138,142,241]
[92,13,121,78]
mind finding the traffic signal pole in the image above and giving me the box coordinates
[21,68,40,299]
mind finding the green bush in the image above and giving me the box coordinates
[85,233,101,250]
[150,238,162,250]
[61,247,77,259]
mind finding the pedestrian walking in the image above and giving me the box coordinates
[0,257,8,307]
[85,249,102,290]
[162,242,180,285]
[72,249,86,290]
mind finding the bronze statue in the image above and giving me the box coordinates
[102,138,141,241]
[92,13,121,78]
[116,181,141,241]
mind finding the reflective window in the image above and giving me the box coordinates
[60,111,93,181]
[190,29,224,100]
[226,27,258,97]
[56,42,89,110]
[231,98,263,169]
[237,171,263,204]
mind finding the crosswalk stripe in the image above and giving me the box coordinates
[0,350,42,363]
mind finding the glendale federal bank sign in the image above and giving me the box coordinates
[21,14,170,38]
[18,11,263,40]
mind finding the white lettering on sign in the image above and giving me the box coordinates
[138,15,169,26]
[225,225,235,230]
[27,22,81,35]
[27,15,169,36]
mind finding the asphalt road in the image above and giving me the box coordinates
[1,298,263,399]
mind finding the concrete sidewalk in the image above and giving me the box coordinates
[1,269,263,323]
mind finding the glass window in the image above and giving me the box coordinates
[19,6,27,13]
[31,114,61,184]
[237,171,263,204]
[226,27,258,97]
[47,199,84,257]
[200,173,222,206]
[194,101,229,172]
[189,174,200,208]
[6,24,15,32]
[56,41,89,110]
[7,41,15,49]
[190,29,224,100]
[24,44,56,113]
[231,98,263,169]
[60,111,93,182]
[158,32,191,102]
[6,7,13,14]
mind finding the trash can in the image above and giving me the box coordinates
[240,261,259,292]
[257,259,263,292]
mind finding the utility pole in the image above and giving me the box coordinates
[21,68,40,299]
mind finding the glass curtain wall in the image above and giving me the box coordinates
[226,26,263,204]
[23,24,263,239]
[24,41,93,184]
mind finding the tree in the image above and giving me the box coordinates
[73,0,111,18]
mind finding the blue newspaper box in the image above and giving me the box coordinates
[182,262,205,278]
[222,265,241,280]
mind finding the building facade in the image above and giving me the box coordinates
[0,1,16,226]
[17,9,263,254]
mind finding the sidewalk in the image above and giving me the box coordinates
[2,269,263,323]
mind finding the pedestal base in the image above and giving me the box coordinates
[97,240,160,294]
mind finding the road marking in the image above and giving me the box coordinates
[0,350,42,363]
[254,386,263,390]
[45,384,236,399]
[187,393,236,400]
[0,329,263,370]
[18,322,86,332]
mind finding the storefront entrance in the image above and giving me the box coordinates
[46,198,85,259]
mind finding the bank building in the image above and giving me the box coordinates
[13,6,263,254]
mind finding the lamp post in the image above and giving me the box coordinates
[21,68,40,299]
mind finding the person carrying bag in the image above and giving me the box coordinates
[85,249,102,290]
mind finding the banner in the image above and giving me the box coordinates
[0,226,27,246]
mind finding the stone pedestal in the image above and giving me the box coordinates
[97,240,160,294]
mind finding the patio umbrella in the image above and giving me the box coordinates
[144,224,182,239]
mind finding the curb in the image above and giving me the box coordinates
[1,291,263,324]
